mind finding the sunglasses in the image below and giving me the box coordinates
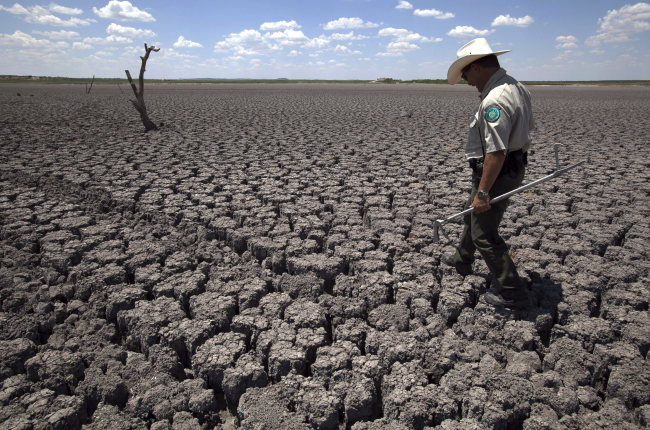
[461,63,473,81]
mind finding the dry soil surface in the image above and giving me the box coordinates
[0,83,649,430]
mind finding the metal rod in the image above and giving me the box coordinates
[433,145,585,243]
[437,161,584,225]
[490,160,584,205]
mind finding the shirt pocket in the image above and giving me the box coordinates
[468,112,481,146]
[469,112,478,128]
[465,112,484,158]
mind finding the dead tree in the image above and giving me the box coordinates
[125,43,160,131]
[86,75,95,94]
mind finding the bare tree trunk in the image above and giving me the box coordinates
[87,75,95,94]
[125,43,160,131]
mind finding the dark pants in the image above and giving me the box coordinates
[452,165,526,295]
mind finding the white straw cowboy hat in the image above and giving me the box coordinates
[447,38,511,84]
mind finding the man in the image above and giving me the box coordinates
[443,38,534,308]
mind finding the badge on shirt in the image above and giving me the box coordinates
[485,106,501,123]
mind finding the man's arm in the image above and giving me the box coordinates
[471,150,505,214]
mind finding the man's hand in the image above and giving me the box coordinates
[471,150,506,214]
[471,193,491,214]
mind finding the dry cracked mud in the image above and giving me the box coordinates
[0,83,649,430]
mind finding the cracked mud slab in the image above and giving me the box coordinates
[0,83,649,430]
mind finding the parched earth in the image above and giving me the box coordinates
[0,82,649,430]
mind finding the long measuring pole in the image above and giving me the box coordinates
[433,144,585,243]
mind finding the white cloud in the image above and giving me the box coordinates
[216,27,327,53]
[301,35,330,49]
[83,35,132,44]
[234,47,268,56]
[48,3,82,15]
[556,35,578,44]
[585,32,630,46]
[228,29,271,49]
[1,4,95,26]
[93,1,155,22]
[491,14,534,27]
[396,1,413,9]
[323,17,379,30]
[387,41,419,53]
[334,44,361,55]
[121,45,142,56]
[260,20,301,31]
[599,3,650,33]
[214,41,230,53]
[0,4,29,14]
[590,48,605,54]
[95,50,113,56]
[72,41,93,49]
[330,31,368,40]
[27,13,93,26]
[586,3,650,46]
[32,30,79,39]
[316,61,325,65]
[173,36,202,48]
[119,45,137,54]
[447,26,495,38]
[229,29,272,53]
[414,9,454,19]
[287,50,301,56]
[556,42,578,49]
[88,54,117,63]
[376,28,441,56]
[378,28,410,37]
[0,30,69,49]
[106,23,156,38]
[268,29,309,46]
[158,48,198,59]
[553,49,584,61]
[309,53,318,57]
[214,29,280,55]
[376,52,402,57]
[378,27,442,43]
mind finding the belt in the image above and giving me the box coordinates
[469,149,527,177]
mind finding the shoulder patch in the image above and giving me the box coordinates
[485,106,501,123]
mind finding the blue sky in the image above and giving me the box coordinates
[1,0,649,80]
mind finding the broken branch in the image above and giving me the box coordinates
[86,75,95,94]
[125,43,160,131]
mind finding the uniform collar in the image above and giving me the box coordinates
[479,68,507,100]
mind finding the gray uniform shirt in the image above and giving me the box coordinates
[465,68,535,160]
